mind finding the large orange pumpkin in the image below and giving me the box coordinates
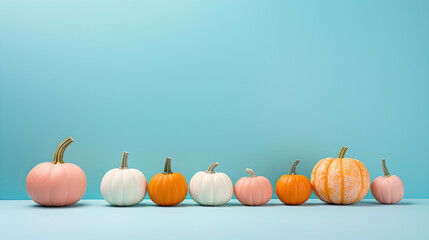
[276,160,312,205]
[311,146,370,204]
[148,157,188,206]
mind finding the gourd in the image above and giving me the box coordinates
[189,162,233,206]
[311,146,370,204]
[371,158,404,204]
[148,157,187,206]
[25,137,87,206]
[276,160,312,205]
[100,152,147,206]
[234,168,273,206]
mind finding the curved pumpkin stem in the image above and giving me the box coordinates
[246,168,256,177]
[52,137,74,164]
[163,157,173,174]
[289,160,299,175]
[120,152,129,169]
[206,162,219,174]
[382,158,390,177]
[337,146,348,159]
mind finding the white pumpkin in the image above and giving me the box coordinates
[100,152,147,206]
[189,162,233,206]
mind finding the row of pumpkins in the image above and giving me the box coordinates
[26,137,404,207]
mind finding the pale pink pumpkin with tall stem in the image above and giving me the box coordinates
[26,137,87,206]
[371,158,404,204]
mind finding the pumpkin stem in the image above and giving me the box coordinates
[337,146,348,159]
[289,160,299,175]
[52,137,74,164]
[163,157,173,174]
[206,162,219,174]
[120,152,129,169]
[382,158,390,177]
[246,168,256,177]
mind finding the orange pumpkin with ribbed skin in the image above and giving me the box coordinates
[311,146,370,205]
[148,157,187,206]
[276,160,312,205]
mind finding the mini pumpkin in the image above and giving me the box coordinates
[371,158,404,204]
[276,160,312,205]
[311,146,370,204]
[234,168,273,206]
[189,162,233,206]
[26,137,87,206]
[100,152,147,206]
[148,157,187,206]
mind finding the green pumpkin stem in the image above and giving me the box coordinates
[120,152,129,169]
[246,168,256,177]
[289,160,300,175]
[163,157,173,174]
[382,158,390,177]
[337,146,348,159]
[52,137,73,164]
[206,162,219,174]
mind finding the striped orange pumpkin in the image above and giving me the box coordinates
[311,146,370,204]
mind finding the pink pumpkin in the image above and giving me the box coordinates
[371,158,404,204]
[234,168,273,206]
[26,137,87,206]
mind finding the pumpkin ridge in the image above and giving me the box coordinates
[200,174,208,205]
[179,174,188,204]
[212,174,218,205]
[379,178,386,203]
[104,170,114,205]
[285,174,292,203]
[324,158,335,203]
[62,165,71,206]
[165,175,173,205]
[149,174,159,204]
[166,175,174,205]
[152,175,160,204]
[30,164,42,205]
[259,177,268,205]
[254,178,260,206]
[250,177,263,205]
[131,170,141,202]
[220,174,229,205]
[352,159,365,203]
[158,175,166,205]
[304,176,311,200]
[340,159,344,204]
[387,178,393,203]
[119,170,125,205]
[47,164,54,206]
[157,175,165,204]
[294,176,299,204]
[176,174,185,204]
[27,164,44,203]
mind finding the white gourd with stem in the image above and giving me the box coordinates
[189,162,233,206]
[100,152,147,206]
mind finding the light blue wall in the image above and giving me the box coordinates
[1,0,428,200]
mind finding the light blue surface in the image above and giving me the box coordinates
[1,199,428,240]
[1,0,429,200]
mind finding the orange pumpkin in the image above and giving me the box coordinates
[276,160,312,205]
[148,157,188,206]
[311,146,370,204]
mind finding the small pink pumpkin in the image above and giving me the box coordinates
[371,158,404,204]
[26,137,87,206]
[234,168,273,206]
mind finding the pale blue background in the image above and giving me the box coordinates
[0,0,428,200]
